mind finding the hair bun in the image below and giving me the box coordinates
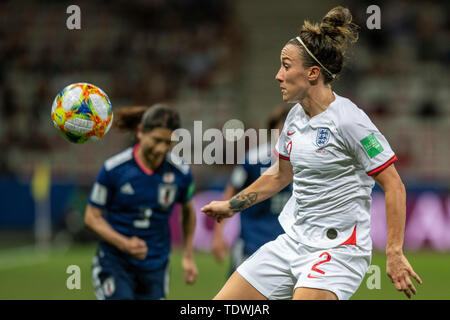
[319,6,358,51]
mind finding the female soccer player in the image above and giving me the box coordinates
[85,104,197,300]
[212,105,292,274]
[202,6,422,300]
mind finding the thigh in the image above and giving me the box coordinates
[92,254,135,300]
[214,271,267,300]
[293,287,338,300]
[135,262,170,300]
[228,234,297,300]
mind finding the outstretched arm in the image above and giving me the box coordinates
[374,164,422,298]
[201,158,293,222]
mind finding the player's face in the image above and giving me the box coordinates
[275,44,310,103]
[137,127,174,164]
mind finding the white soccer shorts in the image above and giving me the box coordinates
[236,233,371,300]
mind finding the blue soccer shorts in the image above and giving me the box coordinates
[91,249,170,300]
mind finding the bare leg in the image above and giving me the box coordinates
[214,271,267,300]
[293,287,338,300]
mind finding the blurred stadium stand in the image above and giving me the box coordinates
[0,0,448,249]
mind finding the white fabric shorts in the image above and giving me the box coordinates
[236,233,371,300]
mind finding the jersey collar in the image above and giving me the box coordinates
[133,144,163,176]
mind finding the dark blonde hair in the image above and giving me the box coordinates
[288,6,359,83]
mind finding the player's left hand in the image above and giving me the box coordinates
[182,256,198,285]
[386,252,422,299]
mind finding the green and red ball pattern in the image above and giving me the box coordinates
[51,83,113,144]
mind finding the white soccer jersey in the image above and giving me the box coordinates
[275,92,397,250]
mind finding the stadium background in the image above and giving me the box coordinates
[0,0,449,299]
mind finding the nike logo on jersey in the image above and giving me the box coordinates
[120,183,135,195]
[287,131,296,136]
[307,273,322,279]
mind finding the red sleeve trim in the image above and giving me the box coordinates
[366,155,398,176]
[279,154,290,161]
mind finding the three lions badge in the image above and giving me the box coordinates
[316,128,330,148]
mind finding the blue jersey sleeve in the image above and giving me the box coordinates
[177,169,195,204]
[88,165,114,210]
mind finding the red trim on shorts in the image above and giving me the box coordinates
[366,155,398,176]
[279,154,290,161]
[340,225,357,246]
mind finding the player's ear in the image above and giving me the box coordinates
[308,66,321,82]
[137,123,143,140]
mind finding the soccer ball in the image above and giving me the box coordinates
[51,83,113,144]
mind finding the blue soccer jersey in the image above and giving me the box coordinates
[229,143,292,255]
[88,144,194,271]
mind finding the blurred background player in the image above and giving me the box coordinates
[211,105,292,274]
[202,6,422,300]
[84,104,197,300]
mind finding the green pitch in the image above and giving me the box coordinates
[0,244,448,300]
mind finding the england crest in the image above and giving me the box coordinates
[316,128,330,148]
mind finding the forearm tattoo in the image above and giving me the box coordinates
[229,191,257,212]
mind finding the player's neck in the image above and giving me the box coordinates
[135,145,164,172]
[300,86,335,119]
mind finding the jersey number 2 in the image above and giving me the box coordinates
[311,252,331,275]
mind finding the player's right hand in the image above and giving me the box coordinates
[201,201,235,223]
[126,236,148,260]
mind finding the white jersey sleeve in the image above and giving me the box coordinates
[275,105,297,160]
[339,108,397,176]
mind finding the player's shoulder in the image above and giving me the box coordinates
[285,103,301,123]
[165,151,191,176]
[331,93,370,128]
[104,147,134,171]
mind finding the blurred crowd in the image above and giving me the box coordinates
[0,0,244,182]
[341,0,448,118]
[0,0,448,188]
[337,0,449,185]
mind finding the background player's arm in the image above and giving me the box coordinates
[180,200,198,284]
[374,165,422,298]
[201,158,293,221]
[84,204,147,260]
[212,184,238,262]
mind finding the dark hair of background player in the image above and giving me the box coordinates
[114,103,181,132]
